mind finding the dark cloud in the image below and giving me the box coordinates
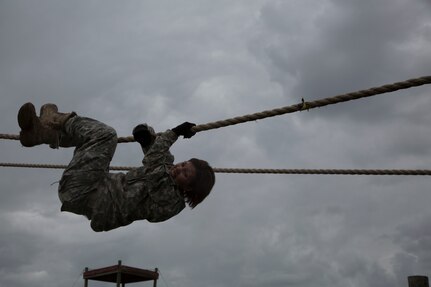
[250,0,431,124]
[1,1,431,287]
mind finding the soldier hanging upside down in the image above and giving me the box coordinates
[17,103,215,232]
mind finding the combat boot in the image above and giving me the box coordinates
[17,102,60,148]
[39,103,76,130]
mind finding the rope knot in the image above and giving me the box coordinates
[300,98,309,111]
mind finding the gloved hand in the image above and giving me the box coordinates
[133,124,155,146]
[172,122,196,138]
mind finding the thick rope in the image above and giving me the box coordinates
[0,134,19,140]
[214,168,431,175]
[191,75,431,132]
[1,162,430,175]
[1,76,430,142]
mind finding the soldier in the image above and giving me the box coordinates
[17,102,215,232]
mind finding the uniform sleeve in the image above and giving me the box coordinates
[146,184,186,222]
[141,129,186,222]
[142,130,178,167]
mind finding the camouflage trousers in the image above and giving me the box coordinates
[58,116,119,218]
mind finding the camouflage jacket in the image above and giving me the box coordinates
[89,130,186,232]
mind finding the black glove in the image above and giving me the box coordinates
[172,122,196,138]
[133,124,155,146]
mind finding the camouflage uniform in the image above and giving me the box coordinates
[58,116,186,232]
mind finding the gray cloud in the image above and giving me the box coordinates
[1,1,431,287]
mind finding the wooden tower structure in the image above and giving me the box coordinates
[83,260,158,287]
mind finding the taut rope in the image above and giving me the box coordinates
[0,162,430,176]
[191,76,431,133]
[1,76,430,142]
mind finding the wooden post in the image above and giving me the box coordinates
[117,260,122,287]
[84,267,89,287]
[153,268,158,287]
[408,276,429,287]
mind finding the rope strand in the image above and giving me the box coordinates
[0,134,19,140]
[1,76,430,142]
[191,76,431,132]
[1,162,430,175]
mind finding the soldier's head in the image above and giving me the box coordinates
[170,158,215,208]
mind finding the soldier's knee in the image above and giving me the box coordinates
[97,125,117,144]
[105,126,117,138]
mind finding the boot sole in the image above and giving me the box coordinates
[18,103,37,130]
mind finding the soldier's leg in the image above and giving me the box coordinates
[58,116,117,216]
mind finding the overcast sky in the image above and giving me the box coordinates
[1,1,431,287]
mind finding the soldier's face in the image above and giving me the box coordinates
[170,161,196,190]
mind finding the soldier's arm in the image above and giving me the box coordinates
[142,130,178,167]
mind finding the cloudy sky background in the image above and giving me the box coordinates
[1,1,431,286]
